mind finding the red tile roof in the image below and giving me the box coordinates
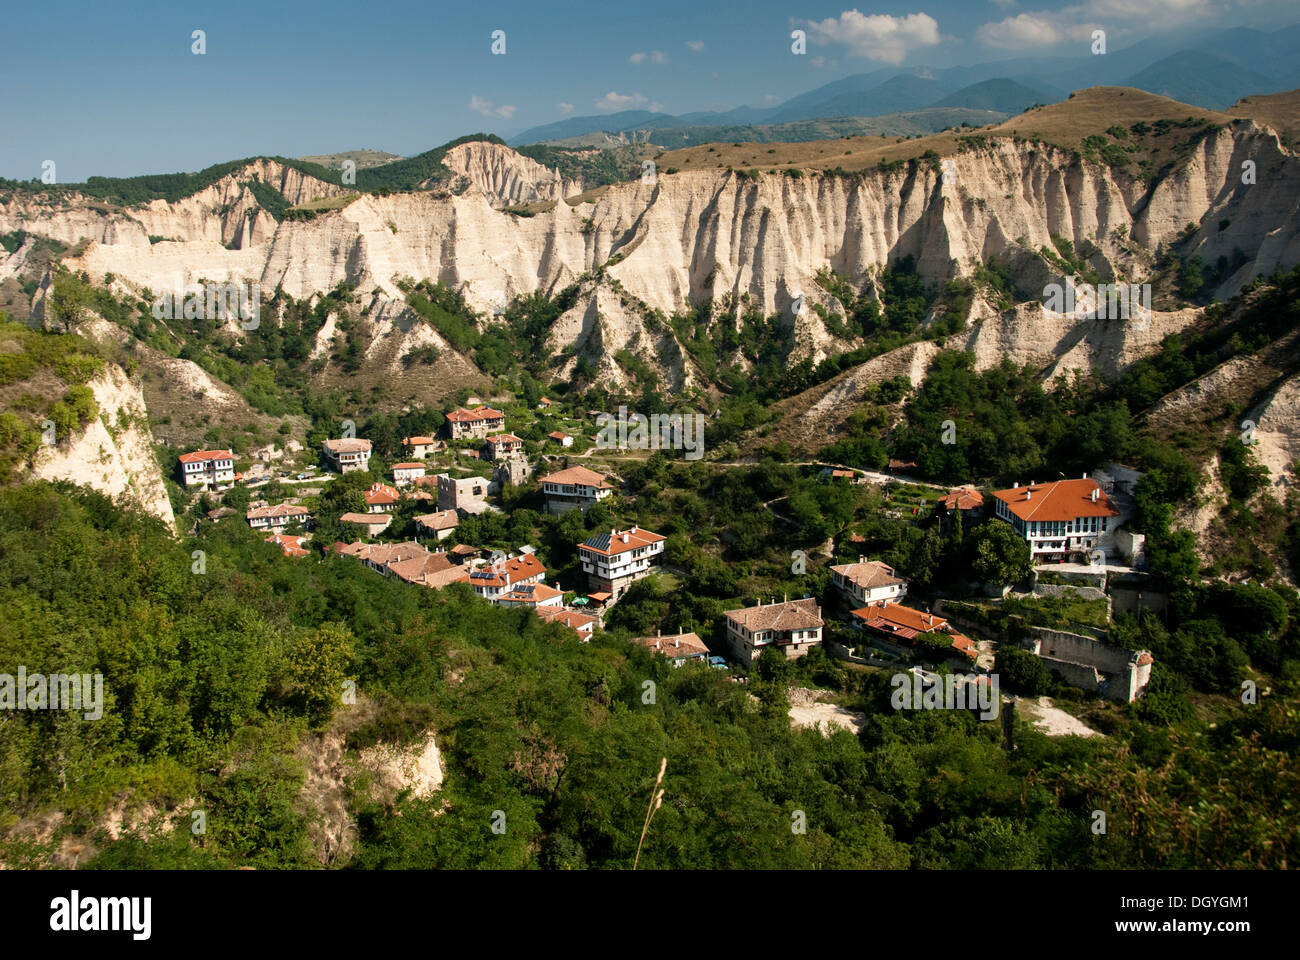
[392,462,425,471]
[246,503,311,521]
[726,597,823,632]
[446,406,505,423]
[542,465,610,488]
[942,486,984,511]
[265,534,310,557]
[580,525,665,557]
[632,632,709,658]
[851,603,977,659]
[414,509,459,531]
[364,483,401,506]
[340,512,390,525]
[536,606,597,635]
[469,553,547,588]
[179,449,233,463]
[991,478,1119,523]
[402,436,438,446]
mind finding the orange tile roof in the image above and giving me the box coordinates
[469,553,547,588]
[364,483,401,506]
[632,632,709,658]
[414,509,459,531]
[392,462,426,471]
[179,448,233,463]
[487,433,523,444]
[499,582,563,604]
[536,606,597,634]
[851,602,977,658]
[266,534,310,557]
[388,551,455,584]
[991,478,1119,523]
[323,438,372,453]
[580,525,665,557]
[548,431,568,441]
[446,406,505,423]
[726,598,823,632]
[542,465,611,489]
[942,486,984,511]
[829,559,905,590]
[246,503,311,521]
[402,436,438,446]
[340,512,390,524]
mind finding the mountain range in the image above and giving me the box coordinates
[510,24,1300,146]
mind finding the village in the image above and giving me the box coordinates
[171,391,1159,711]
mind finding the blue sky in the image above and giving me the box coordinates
[3,0,1296,181]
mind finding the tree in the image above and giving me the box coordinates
[968,521,1032,586]
[46,270,92,333]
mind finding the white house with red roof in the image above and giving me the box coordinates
[579,525,665,597]
[414,509,459,540]
[246,502,312,533]
[485,433,524,460]
[536,605,597,641]
[391,462,427,485]
[445,406,506,440]
[991,477,1120,563]
[724,598,823,664]
[179,449,234,490]
[542,465,613,514]
[829,558,907,608]
[496,582,565,610]
[849,601,978,661]
[469,553,547,602]
[401,436,444,459]
[364,482,401,513]
[322,438,372,473]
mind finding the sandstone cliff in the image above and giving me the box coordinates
[28,362,176,530]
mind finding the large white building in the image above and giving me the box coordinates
[541,465,613,515]
[578,525,665,597]
[322,438,372,473]
[829,559,907,608]
[723,598,823,665]
[179,449,234,490]
[990,477,1120,563]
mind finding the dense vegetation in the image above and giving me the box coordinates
[1,482,1295,870]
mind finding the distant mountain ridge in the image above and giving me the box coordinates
[510,24,1300,146]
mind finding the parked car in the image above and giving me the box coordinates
[708,656,729,670]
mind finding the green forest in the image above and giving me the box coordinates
[0,481,1295,869]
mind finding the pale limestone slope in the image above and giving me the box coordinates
[28,363,175,530]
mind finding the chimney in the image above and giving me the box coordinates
[1025,490,1031,500]
[1013,482,1019,488]
[622,532,629,543]
[1092,488,1098,502]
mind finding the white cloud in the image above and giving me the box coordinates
[761,93,781,104]
[975,12,1062,47]
[977,0,1217,50]
[558,102,575,115]
[468,95,516,119]
[630,51,646,64]
[630,50,668,64]
[798,10,941,64]
[595,91,649,112]
[686,40,705,51]
[649,101,665,112]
